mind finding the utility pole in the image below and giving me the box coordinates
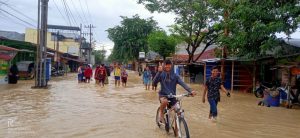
[79,24,82,59]
[35,0,40,87]
[56,31,59,69]
[85,24,95,64]
[34,0,48,88]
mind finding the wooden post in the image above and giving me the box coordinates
[204,62,206,83]
[231,60,234,93]
[287,67,292,107]
[252,61,256,93]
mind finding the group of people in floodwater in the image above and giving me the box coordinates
[141,65,162,91]
[76,62,163,91]
[77,63,128,87]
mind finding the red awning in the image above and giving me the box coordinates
[0,45,18,61]
[0,45,19,51]
[0,54,12,61]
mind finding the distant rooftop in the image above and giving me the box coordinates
[284,38,300,48]
[0,30,25,41]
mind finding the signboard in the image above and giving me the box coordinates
[0,59,8,84]
[68,46,79,56]
[139,52,145,59]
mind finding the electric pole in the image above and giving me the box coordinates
[34,0,48,88]
[79,24,82,59]
[85,24,95,64]
[56,31,59,69]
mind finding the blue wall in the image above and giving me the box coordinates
[205,62,232,89]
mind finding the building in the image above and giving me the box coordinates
[0,45,18,84]
[25,28,81,56]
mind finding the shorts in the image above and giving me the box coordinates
[86,77,90,80]
[159,96,177,107]
[143,79,150,85]
[99,78,105,83]
[122,77,127,83]
[115,76,120,80]
[78,74,83,81]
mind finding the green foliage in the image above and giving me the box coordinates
[138,0,221,63]
[147,31,177,59]
[216,0,300,59]
[92,50,106,65]
[107,15,158,63]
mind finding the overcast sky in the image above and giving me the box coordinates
[0,0,299,57]
[0,0,176,56]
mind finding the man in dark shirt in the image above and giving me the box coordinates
[153,60,196,122]
[202,66,230,121]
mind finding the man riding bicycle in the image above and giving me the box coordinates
[153,60,196,122]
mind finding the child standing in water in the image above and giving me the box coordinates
[84,65,93,83]
[113,64,121,87]
[202,66,231,121]
[97,64,107,87]
[121,68,128,87]
[143,66,151,90]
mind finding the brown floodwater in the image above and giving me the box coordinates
[0,71,300,138]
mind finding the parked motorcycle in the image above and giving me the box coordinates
[256,81,300,108]
[255,81,280,98]
[51,67,65,77]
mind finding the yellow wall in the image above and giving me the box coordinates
[25,28,80,56]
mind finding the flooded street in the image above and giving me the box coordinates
[1,71,300,138]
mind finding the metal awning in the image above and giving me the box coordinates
[61,56,85,63]
[48,25,81,31]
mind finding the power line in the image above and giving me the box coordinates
[62,0,78,26]
[60,0,73,26]
[0,1,36,23]
[52,0,69,25]
[0,13,29,28]
[83,0,94,24]
[0,8,35,27]
[69,0,84,24]
[78,0,88,24]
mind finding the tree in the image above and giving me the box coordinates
[147,31,178,60]
[215,0,300,59]
[107,15,158,63]
[93,50,106,65]
[138,0,221,63]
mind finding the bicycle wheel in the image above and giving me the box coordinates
[165,113,170,133]
[178,118,190,138]
[156,107,161,128]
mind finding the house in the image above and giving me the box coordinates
[25,27,81,57]
[0,45,18,84]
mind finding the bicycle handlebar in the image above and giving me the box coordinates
[161,93,191,99]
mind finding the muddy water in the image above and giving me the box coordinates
[0,71,300,138]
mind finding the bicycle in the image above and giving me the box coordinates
[155,93,191,138]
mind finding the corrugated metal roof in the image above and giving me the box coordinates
[284,38,300,47]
